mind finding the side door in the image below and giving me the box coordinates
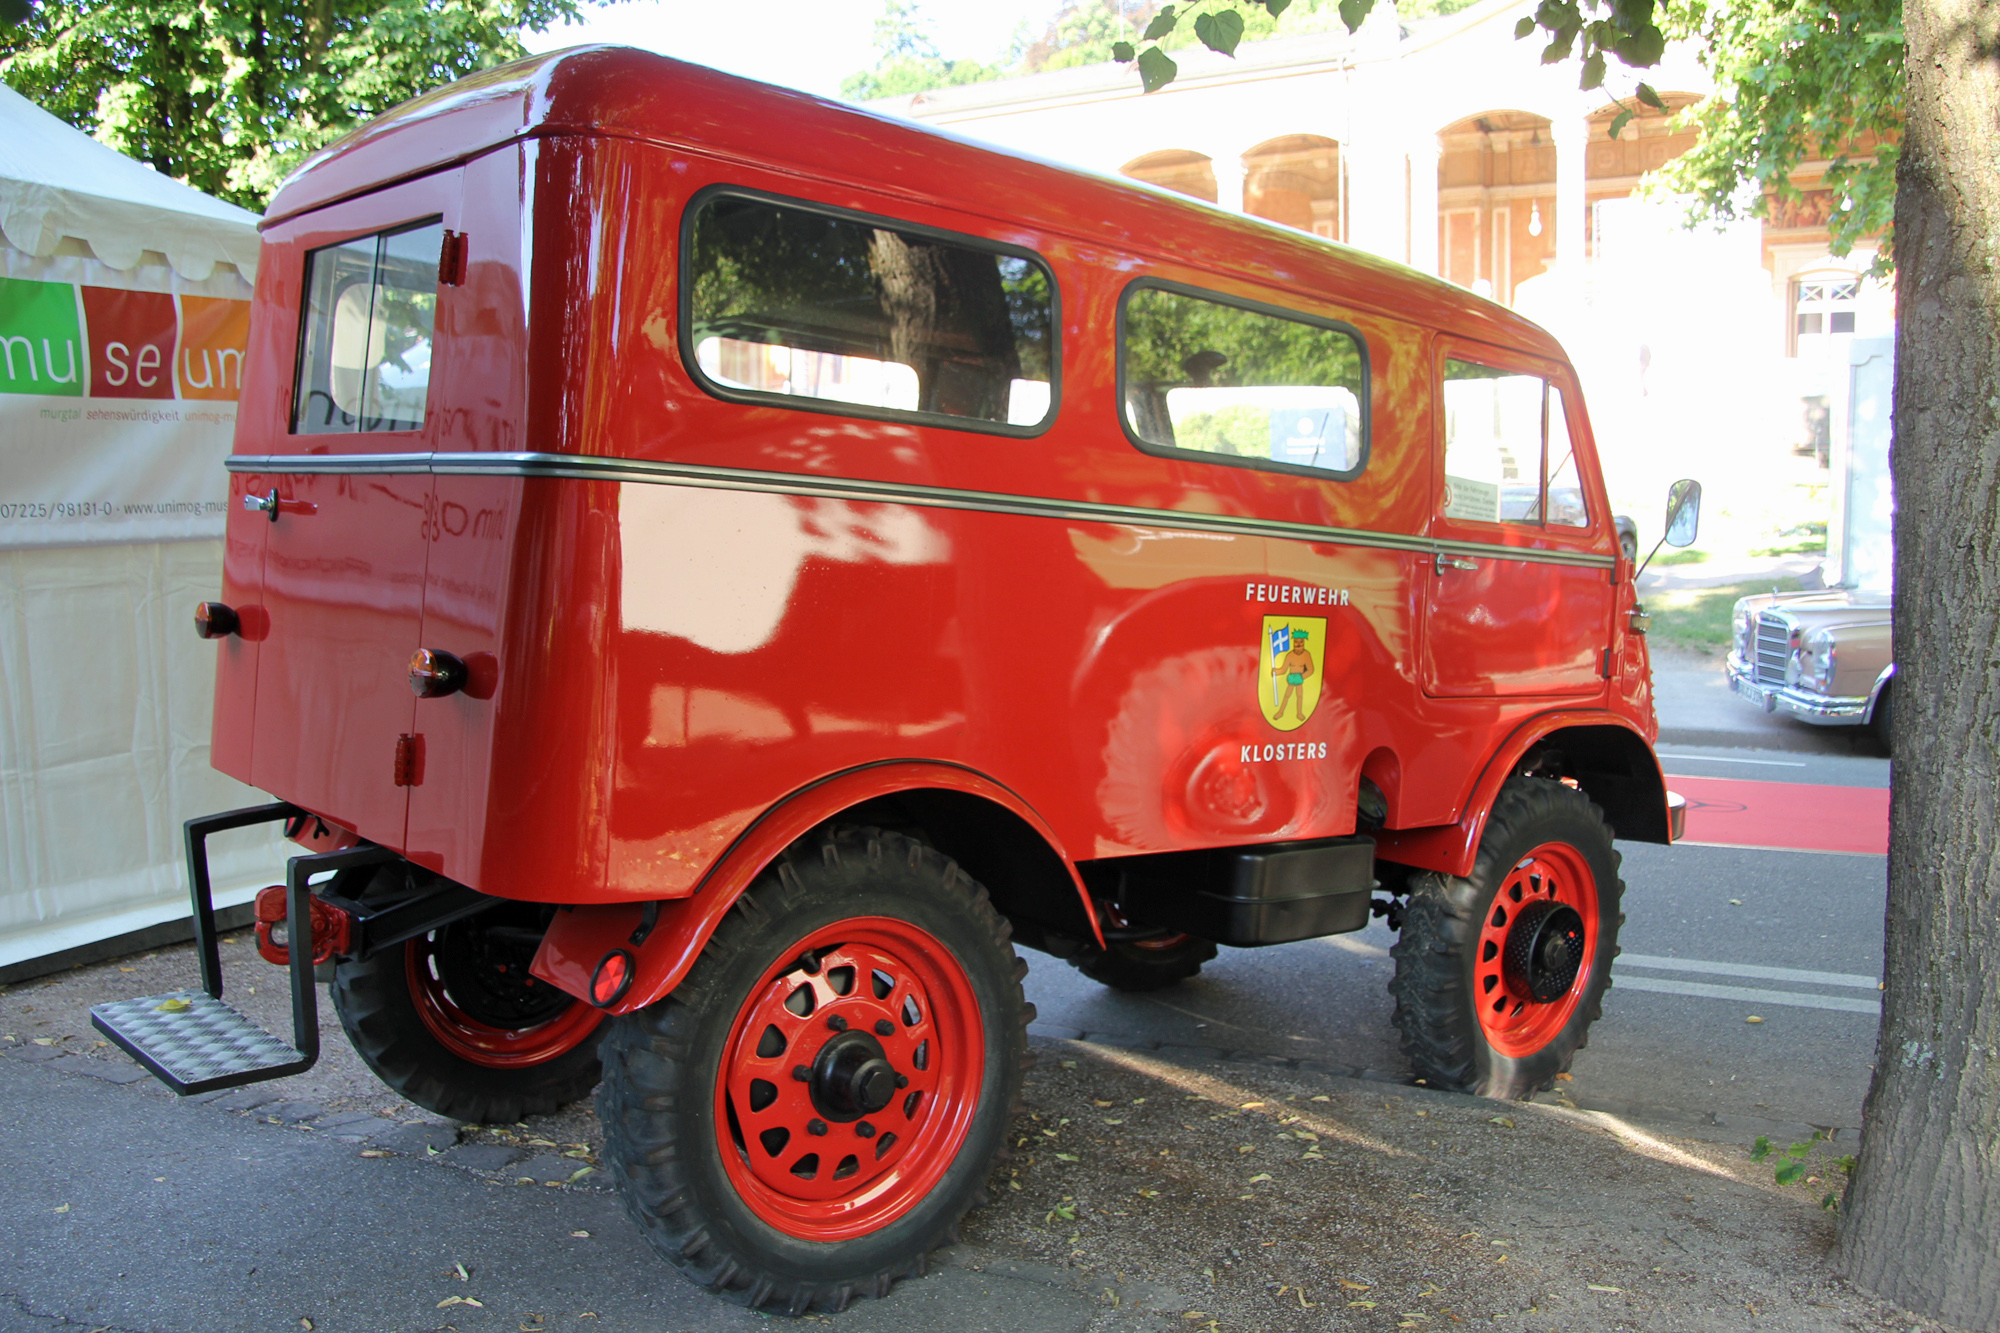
[243,172,462,848]
[1420,339,1615,698]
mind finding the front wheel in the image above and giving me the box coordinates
[597,827,1030,1313]
[1388,778,1623,1099]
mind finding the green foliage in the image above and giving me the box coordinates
[1649,0,1901,266]
[1642,577,1802,654]
[1750,1132,1856,1209]
[844,0,1408,101]
[0,0,593,210]
[839,0,1004,99]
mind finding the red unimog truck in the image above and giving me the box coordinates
[94,46,1695,1313]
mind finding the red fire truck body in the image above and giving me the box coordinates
[98,47,1684,1311]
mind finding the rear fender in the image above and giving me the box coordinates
[1373,712,1668,877]
[530,762,1097,1014]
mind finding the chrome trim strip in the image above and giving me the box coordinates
[228,450,1617,570]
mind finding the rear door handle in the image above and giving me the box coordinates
[1433,553,1478,574]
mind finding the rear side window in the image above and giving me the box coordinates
[1440,358,1589,527]
[683,190,1056,432]
[293,219,443,434]
[1119,283,1368,479]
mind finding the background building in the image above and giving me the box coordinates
[868,0,1894,548]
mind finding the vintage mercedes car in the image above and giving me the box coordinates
[1726,588,1894,744]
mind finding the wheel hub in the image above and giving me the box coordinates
[1502,899,1586,1003]
[810,1030,900,1120]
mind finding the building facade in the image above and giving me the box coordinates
[869,0,1894,528]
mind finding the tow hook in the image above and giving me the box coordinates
[254,885,355,967]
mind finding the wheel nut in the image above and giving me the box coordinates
[827,1014,848,1032]
[874,1019,894,1036]
[856,1121,876,1138]
[896,1073,909,1089]
[808,1119,828,1136]
[792,1064,811,1082]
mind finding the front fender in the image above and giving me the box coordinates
[529,761,1098,1013]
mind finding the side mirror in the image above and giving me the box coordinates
[1664,479,1701,548]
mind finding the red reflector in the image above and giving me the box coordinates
[591,950,634,1008]
[392,733,425,787]
[193,602,239,640]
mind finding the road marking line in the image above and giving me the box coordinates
[1620,953,1880,990]
[1657,754,1807,767]
[1614,974,1880,1015]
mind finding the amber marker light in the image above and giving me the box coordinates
[408,648,468,698]
[193,602,239,639]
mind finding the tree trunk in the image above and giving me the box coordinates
[867,230,1018,421]
[1837,0,2000,1324]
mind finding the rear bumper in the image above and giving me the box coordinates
[1725,658,1869,726]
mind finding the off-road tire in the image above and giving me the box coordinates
[1388,778,1624,1100]
[596,826,1033,1314]
[330,906,606,1124]
[1069,934,1218,992]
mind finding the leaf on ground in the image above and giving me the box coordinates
[155,998,189,1013]
[1247,1173,1273,1183]
[52,1204,68,1214]
[1338,1279,1371,1290]
[1489,1116,1515,1128]
[567,1166,594,1182]
[454,1263,469,1281]
[1588,1285,1623,1293]
[1055,1152,1079,1162]
[1093,1100,1114,1108]
[1746,1016,1764,1024]
[437,1297,464,1309]
[359,1150,387,1158]
[571,1231,589,1238]
[1349,1299,1378,1308]
[1138,1189,1160,1198]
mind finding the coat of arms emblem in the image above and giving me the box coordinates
[1259,616,1325,731]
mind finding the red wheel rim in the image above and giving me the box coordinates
[1474,842,1599,1058]
[715,916,984,1241]
[406,935,605,1070]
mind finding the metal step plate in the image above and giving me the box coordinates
[90,990,310,1095]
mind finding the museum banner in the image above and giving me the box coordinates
[0,267,250,550]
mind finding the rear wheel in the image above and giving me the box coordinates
[330,903,606,1123]
[597,827,1030,1313]
[1388,778,1623,1099]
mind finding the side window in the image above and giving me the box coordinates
[1120,284,1368,478]
[684,192,1055,431]
[1440,358,1589,528]
[293,220,443,434]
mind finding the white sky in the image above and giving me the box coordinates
[521,0,1065,100]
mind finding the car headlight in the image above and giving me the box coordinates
[1790,628,1836,692]
[1732,601,1758,662]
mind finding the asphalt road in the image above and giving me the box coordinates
[1024,742,1891,1139]
[0,743,1892,1333]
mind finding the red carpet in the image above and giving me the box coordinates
[1667,775,1888,855]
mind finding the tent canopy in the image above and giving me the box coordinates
[0,84,258,281]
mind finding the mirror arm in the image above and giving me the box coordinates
[1633,531,1673,583]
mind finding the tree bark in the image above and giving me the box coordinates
[1838,0,2000,1324]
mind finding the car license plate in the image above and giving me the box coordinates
[1734,677,1773,711]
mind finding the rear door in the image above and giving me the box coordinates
[243,172,463,848]
[1421,340,1615,697]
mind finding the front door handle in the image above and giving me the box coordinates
[1434,553,1478,574]
[244,489,280,522]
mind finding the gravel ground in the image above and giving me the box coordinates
[0,940,1967,1333]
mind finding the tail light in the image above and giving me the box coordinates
[253,886,354,967]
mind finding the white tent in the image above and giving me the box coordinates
[0,84,282,977]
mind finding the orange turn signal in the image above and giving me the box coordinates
[408,648,467,698]
[194,602,239,640]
